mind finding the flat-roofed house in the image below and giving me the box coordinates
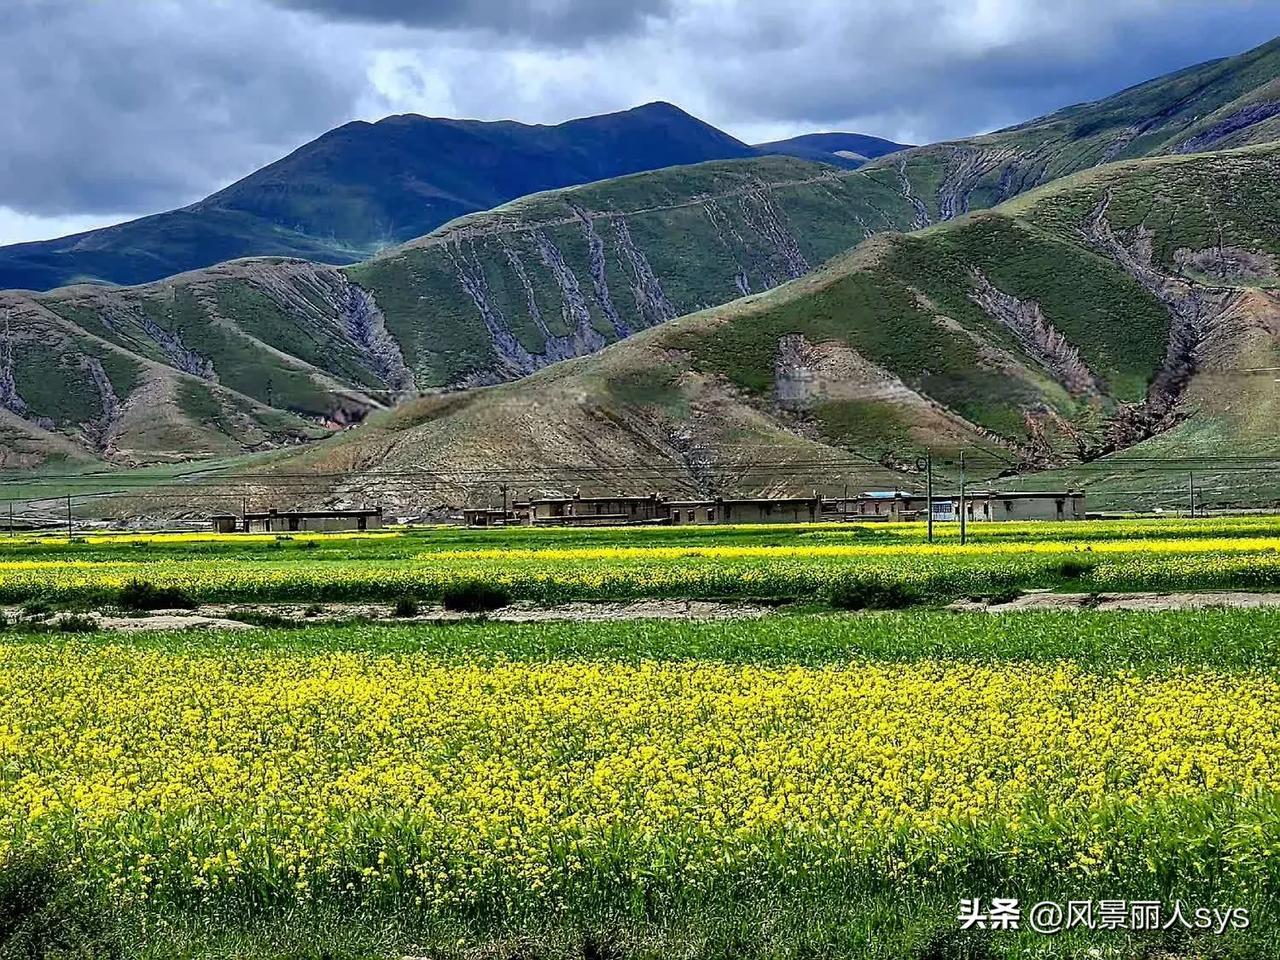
[243,507,383,533]
[462,508,515,527]
[823,490,1087,523]
[515,497,573,523]
[824,492,928,521]
[520,494,664,526]
[667,497,821,525]
[210,513,240,534]
[664,500,719,525]
[962,491,1086,522]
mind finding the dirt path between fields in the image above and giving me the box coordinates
[200,598,777,625]
[950,591,1280,613]
[10,592,1280,633]
[2,599,777,632]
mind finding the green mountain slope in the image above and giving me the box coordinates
[343,156,919,388]
[0,284,332,467]
[244,143,1280,511]
[0,102,760,292]
[883,36,1280,224]
[1,156,925,467]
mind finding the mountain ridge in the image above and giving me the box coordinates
[0,101,760,292]
[875,35,1280,225]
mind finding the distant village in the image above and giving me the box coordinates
[204,490,1087,533]
[464,490,1087,527]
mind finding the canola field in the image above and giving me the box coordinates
[5,514,1280,607]
[4,519,1280,958]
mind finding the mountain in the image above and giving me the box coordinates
[6,37,1280,476]
[0,102,758,293]
[884,36,1280,224]
[240,142,1280,512]
[755,132,911,168]
[0,155,921,467]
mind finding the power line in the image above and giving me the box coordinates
[5,438,1280,521]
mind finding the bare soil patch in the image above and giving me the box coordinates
[1174,245,1277,285]
[11,593,1280,633]
[951,590,1280,613]
[198,598,775,624]
[0,599,775,632]
[0,609,258,633]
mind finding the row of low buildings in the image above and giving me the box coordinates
[463,490,1086,527]
[206,490,1086,533]
[211,507,384,533]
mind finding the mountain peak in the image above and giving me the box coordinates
[629,100,691,115]
[754,131,912,168]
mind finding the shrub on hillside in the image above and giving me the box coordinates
[21,600,51,619]
[56,614,99,634]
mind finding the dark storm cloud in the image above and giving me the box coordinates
[0,0,362,219]
[264,0,673,43]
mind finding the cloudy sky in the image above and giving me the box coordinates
[2,0,1278,245]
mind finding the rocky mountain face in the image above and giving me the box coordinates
[0,102,759,292]
[882,36,1280,225]
[244,144,1280,512]
[341,156,924,389]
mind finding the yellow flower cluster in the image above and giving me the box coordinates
[9,514,1280,551]
[2,544,1279,605]
[4,514,1280,606]
[70,530,399,546]
[3,643,1279,907]
[421,535,1280,562]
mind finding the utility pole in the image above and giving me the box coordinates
[501,483,509,518]
[66,494,73,541]
[959,452,967,546]
[1188,471,1195,518]
[926,453,934,544]
[843,482,849,522]
[7,500,12,538]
